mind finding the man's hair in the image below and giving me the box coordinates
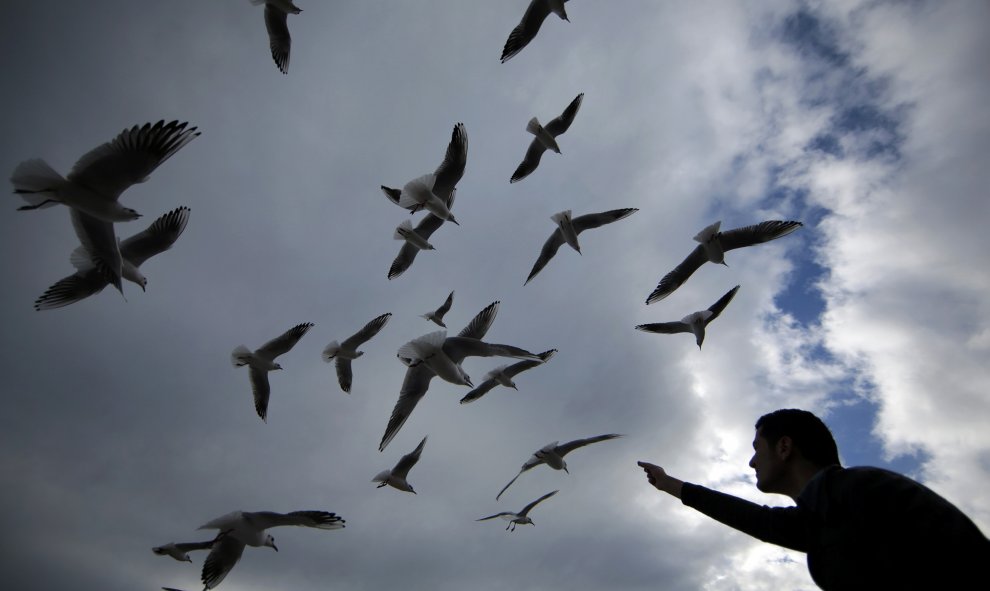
[755,409,841,467]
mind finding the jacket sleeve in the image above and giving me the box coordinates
[680,482,812,552]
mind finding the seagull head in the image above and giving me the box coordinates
[273,363,284,371]
[182,555,192,563]
[265,535,278,552]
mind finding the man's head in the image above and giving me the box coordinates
[749,409,840,495]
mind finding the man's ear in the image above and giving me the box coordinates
[776,435,794,460]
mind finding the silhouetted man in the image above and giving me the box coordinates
[638,408,989,590]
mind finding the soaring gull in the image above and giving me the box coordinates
[422,290,454,328]
[380,301,542,451]
[460,349,557,404]
[231,322,314,421]
[251,0,301,74]
[34,206,191,311]
[525,207,638,284]
[511,93,583,183]
[636,285,740,348]
[11,120,199,222]
[373,436,427,493]
[646,220,803,304]
[197,509,344,589]
[500,0,571,63]
[477,490,559,532]
[496,434,623,500]
[323,312,391,393]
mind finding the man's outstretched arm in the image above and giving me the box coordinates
[637,460,810,552]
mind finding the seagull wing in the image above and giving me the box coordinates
[510,137,548,183]
[443,337,540,365]
[525,228,566,284]
[719,220,803,251]
[519,489,559,517]
[335,358,353,393]
[457,300,500,339]
[704,285,740,326]
[635,321,690,334]
[555,433,623,457]
[572,208,638,234]
[459,378,499,404]
[435,290,455,317]
[545,93,584,137]
[341,313,392,349]
[118,206,191,267]
[393,436,427,478]
[645,244,708,304]
[477,512,514,521]
[256,322,314,360]
[264,4,292,74]
[249,366,271,421]
[379,364,436,451]
[33,270,107,311]
[244,510,346,530]
[387,210,451,279]
[173,539,217,552]
[201,534,245,590]
[68,120,199,200]
[500,0,553,63]
[431,123,468,202]
[505,348,557,377]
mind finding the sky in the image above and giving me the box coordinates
[1,1,988,590]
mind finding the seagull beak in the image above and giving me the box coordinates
[272,543,279,552]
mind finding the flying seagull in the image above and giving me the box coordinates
[646,220,803,304]
[383,123,468,221]
[11,119,199,222]
[380,301,505,451]
[477,490,558,532]
[231,322,314,421]
[197,510,344,589]
[387,189,457,280]
[34,206,191,311]
[460,348,557,404]
[496,434,623,500]
[500,0,571,63]
[422,291,454,327]
[251,0,301,74]
[511,93,583,183]
[525,207,638,284]
[636,285,740,348]
[397,331,542,388]
[323,312,391,393]
[152,538,217,563]
[373,435,427,493]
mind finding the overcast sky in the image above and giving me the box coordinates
[1,1,988,590]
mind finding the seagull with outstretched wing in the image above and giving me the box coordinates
[231,323,314,421]
[511,93,583,183]
[637,285,740,348]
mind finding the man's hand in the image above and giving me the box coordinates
[638,461,683,498]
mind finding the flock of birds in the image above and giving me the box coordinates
[11,1,805,589]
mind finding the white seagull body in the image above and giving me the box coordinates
[373,436,427,493]
[460,349,557,404]
[511,93,582,183]
[323,312,391,393]
[478,490,558,531]
[35,206,191,311]
[231,322,314,421]
[12,120,199,222]
[637,285,740,348]
[397,331,542,388]
[387,189,457,280]
[646,220,803,304]
[525,207,638,284]
[496,434,622,500]
[394,218,436,251]
[422,290,454,327]
[251,0,301,74]
[197,509,344,589]
[500,0,571,63]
